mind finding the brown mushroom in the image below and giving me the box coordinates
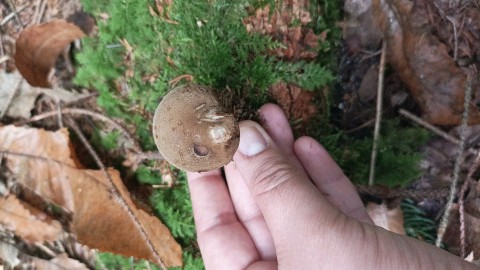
[152,84,240,172]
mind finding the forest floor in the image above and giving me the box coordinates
[0,0,479,269]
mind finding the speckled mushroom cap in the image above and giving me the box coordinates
[152,84,240,172]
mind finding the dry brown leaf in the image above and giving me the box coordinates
[243,1,319,60]
[33,254,89,270]
[0,195,63,243]
[343,0,382,52]
[14,20,85,87]
[366,202,405,235]
[444,203,480,258]
[269,82,317,122]
[372,0,480,125]
[0,125,182,267]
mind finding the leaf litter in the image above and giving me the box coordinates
[2,0,480,267]
[0,125,182,267]
[342,0,480,261]
[244,0,324,128]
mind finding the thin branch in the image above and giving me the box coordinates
[55,98,63,129]
[458,138,480,258]
[436,75,473,247]
[458,178,470,258]
[5,0,24,27]
[0,5,27,26]
[355,185,451,200]
[398,109,477,155]
[446,16,458,61]
[368,41,387,186]
[35,0,47,24]
[399,109,459,145]
[17,108,142,154]
[64,118,166,269]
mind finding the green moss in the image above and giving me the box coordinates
[73,0,435,268]
[325,120,430,187]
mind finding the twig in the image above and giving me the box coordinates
[458,138,480,258]
[132,151,164,161]
[64,118,166,269]
[458,178,470,258]
[56,98,63,128]
[398,109,477,155]
[0,150,111,188]
[399,109,459,145]
[435,75,473,247]
[34,243,56,258]
[446,16,458,61]
[368,41,387,186]
[5,0,24,27]
[32,0,47,25]
[0,5,27,26]
[17,108,142,154]
[0,35,5,70]
[355,185,451,200]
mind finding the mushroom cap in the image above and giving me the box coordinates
[152,84,240,172]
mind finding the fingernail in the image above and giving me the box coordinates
[238,125,268,157]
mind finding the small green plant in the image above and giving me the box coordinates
[402,199,437,244]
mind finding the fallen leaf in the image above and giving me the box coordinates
[372,0,480,125]
[443,203,480,258]
[366,202,405,235]
[0,125,182,267]
[0,71,84,119]
[269,82,317,122]
[343,0,383,53]
[243,1,320,60]
[14,20,85,87]
[32,253,89,270]
[0,195,63,243]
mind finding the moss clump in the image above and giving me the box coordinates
[325,120,430,187]
[76,0,431,267]
[77,0,338,267]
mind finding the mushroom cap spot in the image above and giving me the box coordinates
[152,84,240,172]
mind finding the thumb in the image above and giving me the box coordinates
[233,121,342,247]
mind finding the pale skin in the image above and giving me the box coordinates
[187,104,477,270]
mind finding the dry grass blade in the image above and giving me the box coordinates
[368,41,387,186]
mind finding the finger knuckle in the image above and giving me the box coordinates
[250,157,299,198]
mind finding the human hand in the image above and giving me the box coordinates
[187,104,475,270]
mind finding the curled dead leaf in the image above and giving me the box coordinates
[372,0,480,125]
[366,202,405,235]
[14,20,85,87]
